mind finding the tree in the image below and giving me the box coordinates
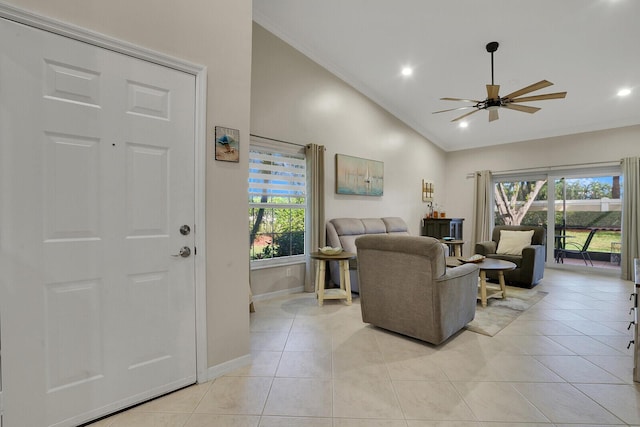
[612,176,620,199]
[249,196,268,245]
[494,180,547,225]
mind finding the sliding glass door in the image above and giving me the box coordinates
[492,166,621,272]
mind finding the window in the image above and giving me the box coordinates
[249,144,306,265]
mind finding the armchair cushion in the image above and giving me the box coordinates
[496,230,534,255]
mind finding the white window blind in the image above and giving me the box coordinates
[249,149,306,203]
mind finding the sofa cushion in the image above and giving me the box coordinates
[361,218,387,234]
[382,217,410,233]
[496,230,534,255]
[331,218,366,236]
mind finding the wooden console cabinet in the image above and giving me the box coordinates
[421,218,464,239]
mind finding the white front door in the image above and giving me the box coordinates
[0,18,197,427]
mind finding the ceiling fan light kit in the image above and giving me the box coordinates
[434,41,567,123]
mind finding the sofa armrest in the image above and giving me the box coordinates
[475,241,497,256]
[520,244,545,281]
[434,263,479,343]
[437,263,479,281]
[326,221,340,248]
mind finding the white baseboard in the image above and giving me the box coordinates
[203,353,252,382]
[202,287,306,382]
[252,286,305,302]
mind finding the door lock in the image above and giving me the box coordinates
[171,246,191,258]
[180,225,191,235]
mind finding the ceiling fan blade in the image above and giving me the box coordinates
[503,103,541,114]
[441,97,482,103]
[451,109,480,122]
[503,80,553,100]
[486,84,500,99]
[432,106,475,114]
[488,109,499,122]
[511,92,567,103]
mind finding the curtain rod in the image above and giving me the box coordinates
[250,133,305,147]
[466,159,621,179]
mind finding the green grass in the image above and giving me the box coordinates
[562,229,621,253]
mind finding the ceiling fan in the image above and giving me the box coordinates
[433,41,567,123]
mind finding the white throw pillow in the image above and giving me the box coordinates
[496,230,534,256]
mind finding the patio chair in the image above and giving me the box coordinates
[557,228,597,266]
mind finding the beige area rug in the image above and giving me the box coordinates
[465,285,548,337]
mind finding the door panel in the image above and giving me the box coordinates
[126,143,169,236]
[44,133,101,240]
[0,18,196,427]
[45,280,104,392]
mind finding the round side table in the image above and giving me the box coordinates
[310,251,356,306]
[440,239,465,257]
[476,258,516,307]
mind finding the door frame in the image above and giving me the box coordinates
[0,2,209,382]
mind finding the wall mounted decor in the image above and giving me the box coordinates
[422,179,434,202]
[215,126,239,162]
[335,154,383,196]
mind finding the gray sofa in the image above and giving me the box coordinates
[326,217,410,293]
[355,234,479,345]
[474,225,546,288]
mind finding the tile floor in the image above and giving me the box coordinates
[89,267,640,426]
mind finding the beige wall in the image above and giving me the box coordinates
[250,23,447,295]
[4,0,253,369]
[445,124,640,256]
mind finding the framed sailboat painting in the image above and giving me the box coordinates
[335,154,383,196]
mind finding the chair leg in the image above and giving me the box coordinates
[581,252,589,265]
[584,252,594,266]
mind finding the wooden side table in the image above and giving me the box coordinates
[310,251,356,306]
[477,258,516,307]
[440,239,464,257]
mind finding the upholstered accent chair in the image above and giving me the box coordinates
[355,234,479,345]
[474,225,546,288]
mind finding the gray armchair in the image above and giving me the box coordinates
[355,235,479,345]
[474,225,546,288]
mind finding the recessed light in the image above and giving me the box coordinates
[401,67,413,77]
[459,121,468,128]
[617,88,631,97]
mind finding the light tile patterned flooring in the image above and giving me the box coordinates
[90,268,640,426]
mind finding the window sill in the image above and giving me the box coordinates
[250,256,306,270]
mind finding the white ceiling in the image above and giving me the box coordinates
[253,0,640,152]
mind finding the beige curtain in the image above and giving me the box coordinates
[472,170,493,250]
[305,144,326,292]
[621,157,640,280]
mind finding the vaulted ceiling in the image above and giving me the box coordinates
[253,0,640,151]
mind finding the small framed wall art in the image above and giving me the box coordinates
[214,126,240,162]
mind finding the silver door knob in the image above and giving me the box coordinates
[171,246,191,258]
